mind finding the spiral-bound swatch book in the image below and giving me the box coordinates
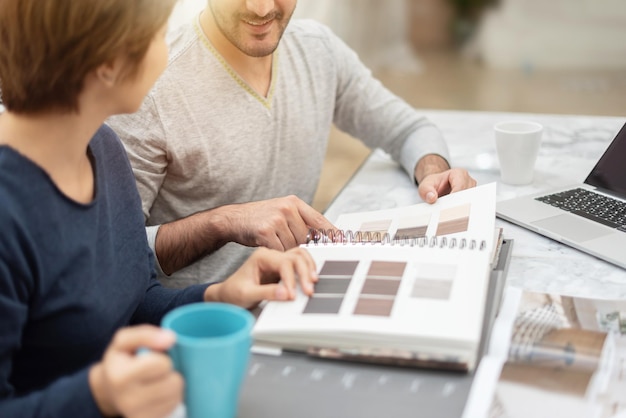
[253,183,498,372]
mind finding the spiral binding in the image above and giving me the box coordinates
[306,228,486,250]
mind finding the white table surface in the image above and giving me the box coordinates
[324,109,626,298]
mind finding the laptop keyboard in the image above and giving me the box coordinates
[535,188,626,232]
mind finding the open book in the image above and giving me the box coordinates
[463,288,625,418]
[253,183,499,372]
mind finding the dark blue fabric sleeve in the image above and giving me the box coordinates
[129,241,212,325]
[0,369,103,418]
[130,276,211,325]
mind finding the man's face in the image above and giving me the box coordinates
[208,0,297,57]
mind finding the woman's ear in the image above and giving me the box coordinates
[95,58,124,87]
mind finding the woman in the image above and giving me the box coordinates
[0,1,317,417]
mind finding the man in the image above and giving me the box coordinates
[107,0,476,288]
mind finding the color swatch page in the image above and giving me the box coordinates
[253,243,492,365]
[333,182,496,253]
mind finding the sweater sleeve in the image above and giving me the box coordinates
[318,22,450,177]
[129,251,210,325]
[0,370,103,418]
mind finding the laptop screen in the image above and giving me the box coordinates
[585,122,626,197]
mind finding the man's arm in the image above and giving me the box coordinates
[154,206,228,276]
[316,22,476,198]
[155,195,336,276]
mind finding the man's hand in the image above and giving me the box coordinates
[204,247,318,309]
[414,154,476,203]
[220,195,336,250]
[156,195,336,275]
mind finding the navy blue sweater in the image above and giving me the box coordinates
[0,125,209,417]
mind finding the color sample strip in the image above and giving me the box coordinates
[303,298,344,315]
[411,279,453,300]
[314,278,352,294]
[303,260,359,315]
[436,203,471,236]
[354,298,394,316]
[394,213,431,240]
[357,219,392,242]
[367,260,407,277]
[318,260,359,276]
[411,263,457,300]
[361,279,401,296]
[354,261,406,317]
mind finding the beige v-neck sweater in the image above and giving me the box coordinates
[107,18,449,288]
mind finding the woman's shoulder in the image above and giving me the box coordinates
[92,124,127,157]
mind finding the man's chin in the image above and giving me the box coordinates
[240,41,280,58]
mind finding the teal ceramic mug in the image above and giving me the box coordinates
[161,302,254,418]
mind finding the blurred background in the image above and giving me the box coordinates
[169,0,626,211]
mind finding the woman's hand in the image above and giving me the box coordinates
[89,325,183,418]
[204,247,318,309]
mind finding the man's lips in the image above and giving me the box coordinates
[243,17,276,34]
[245,18,272,26]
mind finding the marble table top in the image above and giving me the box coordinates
[324,109,626,299]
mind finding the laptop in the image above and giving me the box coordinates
[496,122,626,269]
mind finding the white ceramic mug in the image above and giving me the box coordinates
[494,121,543,185]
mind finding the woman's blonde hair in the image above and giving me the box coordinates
[0,0,177,113]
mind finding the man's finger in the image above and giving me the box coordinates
[448,169,476,193]
[296,202,337,236]
[274,224,298,250]
[418,181,439,203]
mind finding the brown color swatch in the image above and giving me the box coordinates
[318,260,359,277]
[394,226,428,239]
[394,213,431,239]
[353,297,394,317]
[436,203,471,236]
[367,261,406,278]
[361,278,402,296]
[436,217,470,236]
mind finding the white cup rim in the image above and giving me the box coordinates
[494,120,543,134]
